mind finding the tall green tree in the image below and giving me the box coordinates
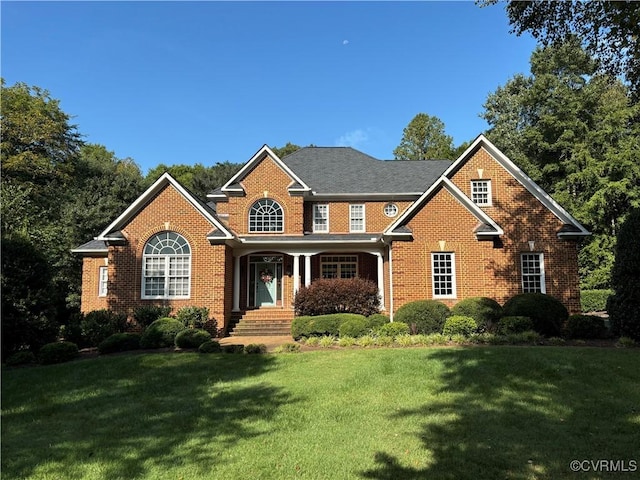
[394,113,456,160]
[271,142,301,158]
[482,40,640,289]
[481,0,640,99]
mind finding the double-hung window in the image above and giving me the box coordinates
[349,204,365,232]
[313,204,329,232]
[321,255,358,279]
[432,252,456,298]
[142,232,191,299]
[471,180,492,206]
[521,253,545,293]
[98,266,108,297]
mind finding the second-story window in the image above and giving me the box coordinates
[249,199,284,232]
[471,180,492,206]
[350,204,365,232]
[313,204,329,232]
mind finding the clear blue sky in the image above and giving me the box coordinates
[2,1,537,173]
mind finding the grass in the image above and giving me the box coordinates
[2,347,639,479]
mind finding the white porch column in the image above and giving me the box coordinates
[232,255,241,312]
[304,254,312,287]
[376,252,385,311]
[292,254,301,295]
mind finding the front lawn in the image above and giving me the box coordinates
[2,347,639,479]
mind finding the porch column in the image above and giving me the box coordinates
[376,252,385,310]
[232,255,241,312]
[292,254,300,295]
[304,254,312,287]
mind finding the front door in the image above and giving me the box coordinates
[255,262,278,307]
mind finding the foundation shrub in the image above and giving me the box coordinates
[176,306,210,329]
[339,317,371,338]
[366,314,390,329]
[497,316,534,335]
[98,333,141,354]
[175,329,211,349]
[394,300,450,334]
[292,313,365,339]
[442,315,477,338]
[502,293,568,337]
[376,322,410,338]
[294,278,380,316]
[451,297,502,332]
[133,306,172,328]
[140,317,186,349]
[244,343,267,354]
[580,290,612,313]
[198,340,222,353]
[564,314,607,339]
[38,341,79,365]
[5,350,37,366]
[81,309,128,347]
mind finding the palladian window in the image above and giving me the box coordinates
[142,231,191,299]
[249,199,284,232]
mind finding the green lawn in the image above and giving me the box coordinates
[2,347,639,479]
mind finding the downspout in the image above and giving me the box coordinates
[388,241,394,322]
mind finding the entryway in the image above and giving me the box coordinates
[249,255,283,307]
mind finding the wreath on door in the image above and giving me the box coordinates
[259,269,274,284]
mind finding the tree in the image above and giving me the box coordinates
[481,0,640,99]
[393,113,455,160]
[271,142,301,158]
[482,40,640,289]
[608,208,640,340]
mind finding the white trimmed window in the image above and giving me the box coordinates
[349,204,365,232]
[321,255,358,279]
[471,180,492,206]
[521,253,546,293]
[142,232,191,299]
[313,204,329,232]
[249,198,284,232]
[98,266,108,297]
[384,203,399,218]
[432,252,456,298]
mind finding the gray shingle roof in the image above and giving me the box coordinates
[280,147,451,194]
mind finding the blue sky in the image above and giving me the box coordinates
[2,1,537,173]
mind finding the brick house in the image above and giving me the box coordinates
[73,135,589,334]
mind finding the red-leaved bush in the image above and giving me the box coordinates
[294,278,380,316]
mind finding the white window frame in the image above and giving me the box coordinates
[98,266,108,297]
[521,253,546,293]
[471,180,492,206]
[248,198,284,233]
[313,204,329,233]
[320,255,358,279]
[384,203,399,218]
[431,252,457,299]
[142,232,191,299]
[349,204,366,232]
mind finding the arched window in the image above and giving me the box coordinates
[142,231,191,298]
[249,199,284,232]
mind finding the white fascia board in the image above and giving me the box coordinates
[444,135,590,236]
[221,145,311,193]
[97,173,233,241]
[239,237,381,244]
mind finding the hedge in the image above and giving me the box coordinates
[291,313,366,339]
[580,290,613,313]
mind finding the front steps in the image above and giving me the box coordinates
[228,308,294,337]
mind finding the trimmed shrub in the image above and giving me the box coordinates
[245,343,267,354]
[38,341,79,365]
[609,208,640,341]
[133,305,172,328]
[98,333,141,354]
[339,317,371,338]
[564,314,606,339]
[291,313,366,339]
[5,350,36,366]
[376,321,410,337]
[394,300,450,334]
[140,317,186,349]
[175,329,211,349]
[223,344,245,354]
[442,315,477,337]
[502,293,568,337]
[451,297,502,332]
[367,314,390,329]
[81,309,128,347]
[294,278,380,316]
[580,290,612,313]
[497,316,534,335]
[176,306,210,329]
[198,340,222,353]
